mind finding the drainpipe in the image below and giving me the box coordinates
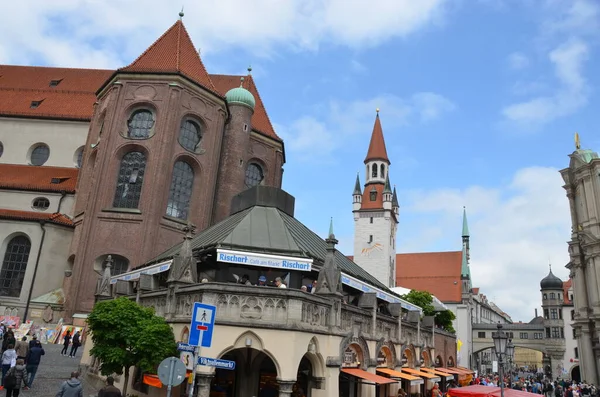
[56,190,67,213]
[23,220,47,322]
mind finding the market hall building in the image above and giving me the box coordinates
[82,186,458,397]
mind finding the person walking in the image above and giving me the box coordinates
[60,331,71,356]
[1,332,15,354]
[14,337,28,362]
[0,344,17,390]
[25,340,45,389]
[55,371,83,397]
[98,376,122,397]
[69,331,81,358]
[2,358,27,397]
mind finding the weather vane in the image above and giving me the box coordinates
[575,132,581,150]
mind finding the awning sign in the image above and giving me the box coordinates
[216,249,312,272]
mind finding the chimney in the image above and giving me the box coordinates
[535,308,538,318]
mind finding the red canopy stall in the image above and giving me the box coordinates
[448,385,541,397]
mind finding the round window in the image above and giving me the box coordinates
[32,197,50,211]
[30,144,50,166]
[178,120,202,152]
[74,146,84,168]
[0,141,4,158]
[245,163,264,187]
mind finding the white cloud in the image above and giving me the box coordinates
[399,166,571,322]
[276,93,455,162]
[507,52,530,70]
[0,0,447,68]
[350,60,367,74]
[502,39,589,125]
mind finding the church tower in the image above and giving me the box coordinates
[352,110,399,288]
[461,207,472,297]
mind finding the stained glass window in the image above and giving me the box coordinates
[0,236,31,297]
[166,161,194,219]
[127,110,154,139]
[245,163,263,188]
[179,120,202,152]
[113,152,147,208]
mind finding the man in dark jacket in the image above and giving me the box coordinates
[25,340,45,388]
[55,371,83,397]
[98,376,122,397]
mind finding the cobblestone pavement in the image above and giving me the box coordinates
[12,343,100,397]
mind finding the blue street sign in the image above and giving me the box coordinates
[188,302,216,348]
[177,342,196,353]
[198,356,236,370]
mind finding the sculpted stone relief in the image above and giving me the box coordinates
[301,302,330,327]
[216,294,287,322]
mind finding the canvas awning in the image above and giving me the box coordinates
[421,367,454,380]
[377,368,424,385]
[447,367,473,375]
[448,385,541,397]
[457,366,475,374]
[442,367,468,375]
[341,368,397,385]
[401,368,441,382]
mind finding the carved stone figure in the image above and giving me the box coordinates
[167,224,198,284]
[95,255,113,297]
[316,219,343,295]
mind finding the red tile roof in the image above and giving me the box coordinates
[472,287,480,295]
[0,209,74,227]
[0,65,112,121]
[0,164,78,193]
[563,279,573,305]
[364,113,390,164]
[211,74,280,140]
[360,183,385,209]
[119,20,217,94]
[395,251,463,303]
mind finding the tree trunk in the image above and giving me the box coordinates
[122,366,130,397]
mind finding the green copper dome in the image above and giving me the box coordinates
[225,82,256,111]
[575,149,599,164]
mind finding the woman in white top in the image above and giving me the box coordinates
[1,343,17,388]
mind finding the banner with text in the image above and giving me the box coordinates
[216,249,312,272]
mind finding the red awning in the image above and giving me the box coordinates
[448,385,541,397]
[341,368,397,385]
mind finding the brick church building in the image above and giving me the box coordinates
[0,18,284,321]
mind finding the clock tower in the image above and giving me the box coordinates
[352,110,399,288]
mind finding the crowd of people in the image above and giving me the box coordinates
[465,374,599,397]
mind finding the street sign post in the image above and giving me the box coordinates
[177,342,196,353]
[198,356,236,370]
[158,357,187,397]
[188,302,217,397]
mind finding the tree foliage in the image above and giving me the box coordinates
[400,289,456,333]
[87,298,177,395]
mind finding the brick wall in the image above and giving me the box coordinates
[435,330,457,368]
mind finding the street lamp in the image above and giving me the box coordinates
[492,323,508,397]
[505,339,515,389]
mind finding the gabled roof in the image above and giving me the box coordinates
[364,113,390,164]
[395,251,463,303]
[146,204,390,291]
[211,74,280,141]
[0,164,78,193]
[0,209,74,227]
[119,20,217,94]
[360,184,384,210]
[0,65,112,121]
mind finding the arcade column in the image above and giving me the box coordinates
[278,380,295,397]
[196,373,214,397]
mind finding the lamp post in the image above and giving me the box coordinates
[492,323,508,397]
[505,339,515,389]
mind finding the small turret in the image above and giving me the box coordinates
[383,174,392,210]
[353,173,362,211]
[462,207,470,261]
[392,186,399,216]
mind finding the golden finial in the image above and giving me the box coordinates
[376,108,380,115]
[575,132,581,150]
[240,76,245,88]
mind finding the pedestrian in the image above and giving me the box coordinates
[1,332,15,354]
[60,331,71,356]
[28,335,38,349]
[55,371,83,397]
[69,331,81,358]
[2,358,27,397]
[25,340,44,389]
[98,376,122,397]
[0,344,17,390]
[14,337,28,362]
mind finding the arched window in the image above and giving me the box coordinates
[370,188,377,201]
[166,161,194,220]
[75,146,84,168]
[113,151,147,209]
[127,109,154,139]
[550,292,555,299]
[372,164,378,178]
[0,236,32,297]
[380,164,385,178]
[109,256,129,276]
[178,120,202,152]
[245,163,264,187]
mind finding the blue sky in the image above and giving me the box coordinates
[1,0,598,322]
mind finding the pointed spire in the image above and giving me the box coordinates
[119,20,217,93]
[326,217,338,248]
[383,174,392,194]
[461,242,470,278]
[179,6,184,19]
[462,206,470,237]
[392,185,399,208]
[328,217,335,239]
[353,173,362,195]
[167,223,197,284]
[364,110,390,164]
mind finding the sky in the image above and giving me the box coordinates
[1,0,599,322]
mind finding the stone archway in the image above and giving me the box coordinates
[402,345,416,368]
[447,356,455,367]
[339,335,370,371]
[435,355,443,368]
[421,349,431,367]
[180,326,189,343]
[571,365,581,383]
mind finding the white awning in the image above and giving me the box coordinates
[110,259,173,284]
[342,273,422,312]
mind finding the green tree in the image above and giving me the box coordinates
[401,289,456,333]
[87,297,178,396]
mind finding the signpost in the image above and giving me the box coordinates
[198,356,236,370]
[158,357,187,397]
[188,302,217,397]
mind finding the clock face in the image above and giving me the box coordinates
[361,241,383,257]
